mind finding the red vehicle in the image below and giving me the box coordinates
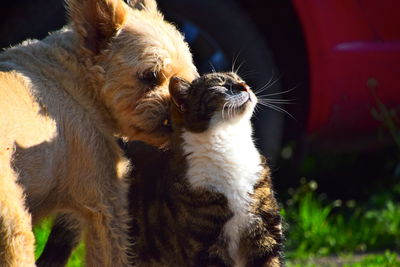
[2,0,400,160]
[293,0,400,137]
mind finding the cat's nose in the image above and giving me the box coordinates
[239,82,250,92]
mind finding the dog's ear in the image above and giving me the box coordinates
[67,0,128,54]
[169,77,190,113]
[127,0,158,13]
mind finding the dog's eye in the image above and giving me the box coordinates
[141,70,158,86]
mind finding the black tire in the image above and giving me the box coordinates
[158,0,284,161]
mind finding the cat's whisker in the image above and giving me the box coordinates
[258,102,296,120]
[231,51,244,74]
[255,104,262,113]
[226,103,232,119]
[225,99,237,120]
[233,61,245,76]
[254,72,276,95]
[254,102,268,119]
[253,105,262,119]
[254,78,280,95]
[235,104,240,117]
[222,102,230,121]
[256,85,299,98]
[238,69,258,80]
[263,73,281,90]
[259,99,295,105]
[229,84,234,96]
[231,54,239,74]
[209,62,217,73]
[229,103,235,119]
[254,72,281,95]
[258,98,296,105]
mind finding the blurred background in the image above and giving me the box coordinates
[2,0,399,266]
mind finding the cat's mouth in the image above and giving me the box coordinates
[232,92,250,106]
[227,91,254,109]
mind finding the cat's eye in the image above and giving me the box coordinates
[140,70,159,86]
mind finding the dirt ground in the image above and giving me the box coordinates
[287,252,400,266]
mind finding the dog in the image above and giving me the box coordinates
[0,0,197,265]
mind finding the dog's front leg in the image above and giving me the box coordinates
[0,156,36,267]
[78,180,130,267]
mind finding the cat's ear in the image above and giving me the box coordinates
[127,0,158,13]
[67,0,128,54]
[169,77,190,113]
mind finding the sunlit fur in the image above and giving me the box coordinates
[68,0,198,146]
[0,0,197,266]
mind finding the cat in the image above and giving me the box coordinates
[38,72,284,267]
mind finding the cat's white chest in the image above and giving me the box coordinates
[181,120,262,266]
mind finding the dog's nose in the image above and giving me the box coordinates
[170,76,182,84]
[169,76,186,89]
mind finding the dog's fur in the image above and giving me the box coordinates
[0,0,197,266]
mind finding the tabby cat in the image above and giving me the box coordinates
[38,72,284,267]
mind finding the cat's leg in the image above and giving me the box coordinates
[0,155,36,267]
[36,213,81,267]
[240,167,284,267]
[241,212,284,267]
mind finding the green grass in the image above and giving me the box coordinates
[344,251,400,267]
[282,179,400,266]
[66,243,85,267]
[282,179,400,259]
[33,218,52,259]
[287,251,400,267]
[34,223,399,267]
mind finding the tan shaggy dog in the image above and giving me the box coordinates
[0,0,198,266]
